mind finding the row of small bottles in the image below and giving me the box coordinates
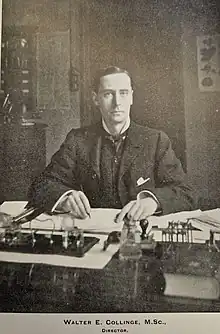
[2,38,30,69]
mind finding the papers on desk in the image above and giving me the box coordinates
[75,208,122,234]
[147,209,202,229]
[2,201,220,263]
[0,201,122,234]
[189,208,220,243]
[147,208,220,244]
[0,201,27,216]
[192,209,220,231]
[146,210,202,241]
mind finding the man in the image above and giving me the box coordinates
[27,66,196,223]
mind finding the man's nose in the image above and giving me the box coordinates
[113,92,121,106]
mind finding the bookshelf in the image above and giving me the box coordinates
[0,26,47,200]
[0,26,36,123]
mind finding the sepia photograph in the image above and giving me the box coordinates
[0,0,220,333]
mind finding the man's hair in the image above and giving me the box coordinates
[92,66,133,93]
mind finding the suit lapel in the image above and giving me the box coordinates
[89,126,102,179]
[119,122,147,181]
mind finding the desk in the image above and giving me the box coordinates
[1,208,220,313]
[1,247,220,313]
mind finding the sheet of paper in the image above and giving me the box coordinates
[185,209,220,243]
[201,208,220,221]
[193,209,220,230]
[75,208,122,233]
[147,209,202,229]
[0,202,216,247]
[0,201,27,216]
[147,210,202,243]
[20,209,123,234]
[0,202,122,234]
[147,209,220,243]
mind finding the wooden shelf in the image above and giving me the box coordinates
[1,26,36,120]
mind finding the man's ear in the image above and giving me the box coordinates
[92,91,99,106]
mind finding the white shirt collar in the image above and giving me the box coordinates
[102,118,130,135]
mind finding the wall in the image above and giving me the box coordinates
[80,0,187,168]
[80,0,220,207]
[182,2,220,207]
[2,0,81,163]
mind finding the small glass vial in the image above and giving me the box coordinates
[119,218,142,261]
[61,213,75,231]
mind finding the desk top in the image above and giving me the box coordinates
[1,202,220,312]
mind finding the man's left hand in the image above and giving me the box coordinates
[116,197,158,223]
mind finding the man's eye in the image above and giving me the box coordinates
[120,91,128,96]
[104,92,113,97]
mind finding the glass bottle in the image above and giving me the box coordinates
[119,217,142,261]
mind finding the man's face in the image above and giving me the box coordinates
[93,73,133,126]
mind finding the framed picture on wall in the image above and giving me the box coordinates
[197,34,220,92]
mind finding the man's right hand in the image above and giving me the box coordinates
[58,190,91,219]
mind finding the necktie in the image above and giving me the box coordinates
[104,132,127,152]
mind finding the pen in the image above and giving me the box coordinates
[57,210,91,220]
[52,209,91,219]
[52,210,71,215]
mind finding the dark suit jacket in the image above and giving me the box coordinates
[28,121,197,215]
